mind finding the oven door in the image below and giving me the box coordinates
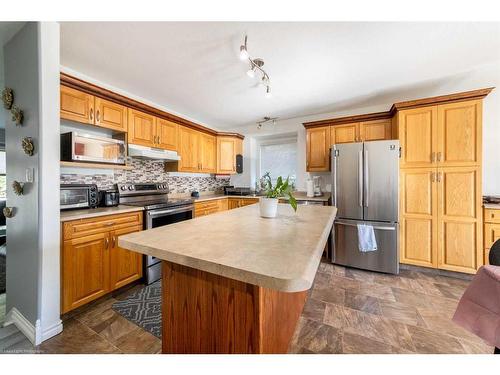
[145,205,194,229]
[144,205,194,284]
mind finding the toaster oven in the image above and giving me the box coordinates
[60,184,99,210]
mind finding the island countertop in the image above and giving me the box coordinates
[119,203,337,292]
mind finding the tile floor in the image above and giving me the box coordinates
[0,261,493,354]
[289,262,493,354]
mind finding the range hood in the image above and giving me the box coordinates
[128,144,181,161]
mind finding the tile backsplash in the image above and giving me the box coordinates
[60,157,231,194]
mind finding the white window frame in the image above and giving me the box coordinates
[258,136,298,186]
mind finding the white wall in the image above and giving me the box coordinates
[4,22,61,345]
[231,63,500,195]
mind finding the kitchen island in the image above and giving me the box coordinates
[118,203,337,354]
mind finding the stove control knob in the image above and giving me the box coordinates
[128,186,134,190]
[120,186,126,191]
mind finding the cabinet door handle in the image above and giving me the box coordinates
[437,172,442,182]
[437,152,442,162]
[431,152,436,163]
[105,237,109,249]
[89,108,94,122]
[112,236,116,248]
[431,172,435,182]
[96,109,100,123]
[157,136,161,144]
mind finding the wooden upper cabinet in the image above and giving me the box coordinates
[399,168,438,268]
[199,133,217,173]
[306,126,330,172]
[217,137,237,174]
[178,126,200,172]
[109,226,143,291]
[398,106,438,168]
[60,85,95,124]
[437,100,482,167]
[62,232,110,313]
[128,109,156,147]
[437,166,482,273]
[359,119,392,142]
[156,118,178,151]
[331,123,359,144]
[94,97,127,131]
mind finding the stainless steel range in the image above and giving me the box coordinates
[117,182,194,284]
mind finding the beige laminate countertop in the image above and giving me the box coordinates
[193,191,331,203]
[119,204,337,292]
[484,203,500,210]
[60,205,144,222]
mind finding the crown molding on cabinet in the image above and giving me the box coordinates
[303,87,494,129]
[60,73,244,140]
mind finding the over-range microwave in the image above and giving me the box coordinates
[60,132,126,165]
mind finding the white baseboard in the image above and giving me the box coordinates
[4,307,36,345]
[40,319,63,344]
[4,308,63,345]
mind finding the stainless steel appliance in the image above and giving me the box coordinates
[99,190,119,207]
[60,184,99,210]
[61,132,126,165]
[331,140,400,274]
[117,182,194,284]
[225,187,253,196]
[313,176,323,197]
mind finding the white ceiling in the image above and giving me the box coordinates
[60,22,500,129]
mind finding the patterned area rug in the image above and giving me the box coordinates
[112,281,162,338]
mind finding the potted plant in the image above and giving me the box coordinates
[260,173,297,218]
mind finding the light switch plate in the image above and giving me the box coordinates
[25,168,34,183]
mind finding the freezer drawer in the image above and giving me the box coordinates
[332,219,399,274]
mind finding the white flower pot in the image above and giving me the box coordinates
[260,197,279,218]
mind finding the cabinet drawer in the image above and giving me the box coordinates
[63,212,143,240]
[484,223,500,249]
[484,208,500,223]
[195,200,220,210]
[240,198,259,207]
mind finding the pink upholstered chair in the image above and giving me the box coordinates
[453,241,500,354]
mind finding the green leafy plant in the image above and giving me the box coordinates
[262,172,297,212]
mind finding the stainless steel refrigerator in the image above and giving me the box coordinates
[331,140,400,274]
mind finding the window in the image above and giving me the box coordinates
[259,140,297,188]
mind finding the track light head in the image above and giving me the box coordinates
[239,45,249,61]
[246,67,256,78]
[265,86,272,98]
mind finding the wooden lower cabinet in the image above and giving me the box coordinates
[437,167,482,273]
[110,225,144,290]
[228,197,259,209]
[195,198,257,218]
[61,213,143,314]
[62,232,111,313]
[399,168,438,268]
[483,207,500,266]
[400,166,482,274]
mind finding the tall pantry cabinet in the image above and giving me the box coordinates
[398,98,485,274]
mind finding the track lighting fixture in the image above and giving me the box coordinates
[239,35,272,97]
[256,116,278,130]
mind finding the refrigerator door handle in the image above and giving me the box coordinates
[358,150,363,207]
[332,150,337,207]
[364,150,369,207]
[335,220,396,231]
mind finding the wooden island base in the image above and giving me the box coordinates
[162,261,308,354]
